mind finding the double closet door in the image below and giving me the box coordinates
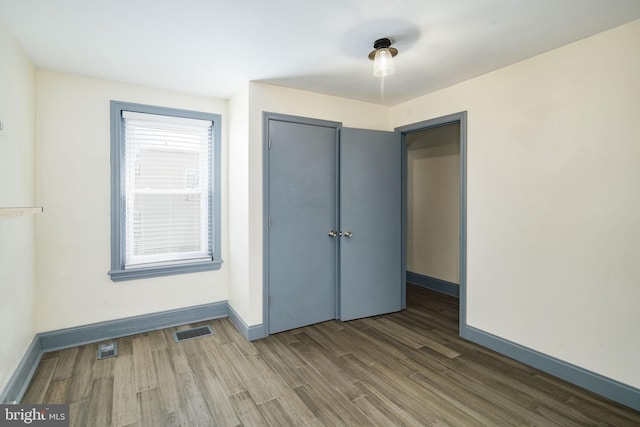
[267,115,402,334]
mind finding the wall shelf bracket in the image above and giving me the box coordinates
[0,207,43,221]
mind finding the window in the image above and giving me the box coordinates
[109,101,222,281]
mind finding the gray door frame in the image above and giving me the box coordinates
[262,110,467,338]
[263,112,342,335]
[395,111,468,337]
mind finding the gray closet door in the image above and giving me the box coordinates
[266,118,402,334]
[339,128,402,321]
[267,119,338,334]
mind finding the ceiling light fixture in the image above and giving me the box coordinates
[368,37,398,77]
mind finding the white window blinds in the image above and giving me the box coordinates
[122,111,213,268]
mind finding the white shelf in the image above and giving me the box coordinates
[0,207,43,221]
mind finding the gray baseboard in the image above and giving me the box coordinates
[0,336,42,404]
[407,271,459,298]
[227,304,267,341]
[465,325,640,412]
[39,301,229,352]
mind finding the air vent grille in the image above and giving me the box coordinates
[97,342,118,360]
[174,325,214,342]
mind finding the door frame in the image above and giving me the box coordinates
[261,110,468,338]
[262,112,342,335]
[396,111,468,337]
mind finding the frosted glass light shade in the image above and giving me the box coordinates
[373,48,395,77]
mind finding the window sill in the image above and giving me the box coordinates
[108,259,223,282]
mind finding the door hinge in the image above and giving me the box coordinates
[268,295,272,305]
[268,216,272,228]
[268,137,271,149]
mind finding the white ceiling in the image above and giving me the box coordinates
[1,0,639,106]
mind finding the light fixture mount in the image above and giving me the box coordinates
[368,38,398,60]
[369,37,398,77]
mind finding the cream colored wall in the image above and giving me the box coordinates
[392,19,640,388]
[0,23,37,393]
[35,71,230,332]
[407,124,460,283]
[227,84,251,320]
[230,82,392,326]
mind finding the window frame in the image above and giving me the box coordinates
[109,100,222,281]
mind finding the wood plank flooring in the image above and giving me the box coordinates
[23,285,640,426]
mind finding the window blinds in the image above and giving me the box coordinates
[122,111,213,268]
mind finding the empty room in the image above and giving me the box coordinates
[1,1,639,425]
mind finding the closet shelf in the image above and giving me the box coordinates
[0,207,43,221]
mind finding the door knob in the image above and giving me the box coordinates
[343,231,353,238]
[328,230,338,238]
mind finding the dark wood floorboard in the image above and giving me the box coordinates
[22,285,640,426]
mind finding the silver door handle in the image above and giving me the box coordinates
[342,231,353,238]
[328,230,338,238]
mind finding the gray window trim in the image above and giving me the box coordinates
[109,100,222,282]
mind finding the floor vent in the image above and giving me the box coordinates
[174,325,214,342]
[97,342,118,360]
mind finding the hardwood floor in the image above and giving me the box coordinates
[23,285,640,426]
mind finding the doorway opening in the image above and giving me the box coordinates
[262,111,466,338]
[397,111,467,337]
